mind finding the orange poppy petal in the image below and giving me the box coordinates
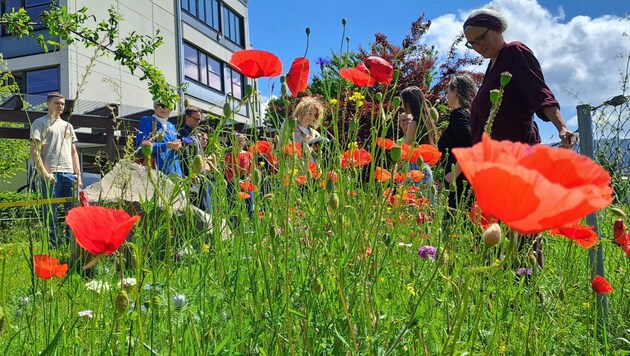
[551,225,598,248]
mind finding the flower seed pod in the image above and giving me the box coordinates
[489,89,500,105]
[115,290,129,315]
[223,102,232,119]
[141,144,153,158]
[429,106,439,121]
[392,96,401,109]
[328,193,340,210]
[245,84,254,97]
[500,71,513,86]
[483,223,502,248]
[192,154,204,174]
[310,278,324,295]
[390,146,402,162]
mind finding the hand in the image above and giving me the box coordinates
[558,128,577,149]
[398,112,412,131]
[444,171,453,185]
[77,179,83,188]
[167,139,182,151]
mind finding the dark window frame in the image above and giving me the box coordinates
[183,42,243,98]
[0,0,52,35]
[181,0,220,32]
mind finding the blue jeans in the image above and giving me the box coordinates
[38,172,76,247]
[226,180,254,226]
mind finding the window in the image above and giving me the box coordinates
[6,67,60,107]
[1,0,52,34]
[183,43,242,97]
[222,6,243,46]
[224,67,243,100]
[182,0,220,31]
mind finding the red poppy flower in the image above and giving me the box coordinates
[452,134,613,234]
[33,255,68,280]
[239,181,259,192]
[327,171,339,184]
[283,142,302,157]
[79,190,90,207]
[591,275,613,294]
[407,170,425,182]
[238,191,252,200]
[551,225,598,248]
[309,162,321,179]
[400,143,419,162]
[394,172,406,183]
[469,201,496,229]
[341,148,372,169]
[286,57,310,97]
[250,141,273,155]
[229,50,282,79]
[66,206,141,255]
[415,145,442,166]
[340,63,376,87]
[364,56,393,85]
[416,212,431,225]
[376,137,395,150]
[296,175,307,185]
[375,167,391,183]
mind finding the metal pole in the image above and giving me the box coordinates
[576,104,609,323]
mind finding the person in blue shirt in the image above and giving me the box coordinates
[135,101,183,177]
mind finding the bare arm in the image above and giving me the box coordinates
[403,121,418,146]
[72,144,82,187]
[542,106,577,148]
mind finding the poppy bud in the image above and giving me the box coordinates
[286,119,297,130]
[483,223,502,248]
[390,145,402,162]
[392,96,401,109]
[115,290,129,315]
[305,27,310,36]
[416,155,424,167]
[310,278,324,295]
[281,82,289,97]
[611,207,626,218]
[342,18,347,26]
[393,69,400,82]
[192,154,204,174]
[141,144,153,158]
[376,92,383,102]
[500,71,512,86]
[328,193,340,210]
[245,84,254,97]
[429,106,439,121]
[528,251,538,267]
[223,102,232,119]
[349,121,358,131]
[489,89,500,105]
[325,178,335,192]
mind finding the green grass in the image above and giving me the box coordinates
[0,174,628,355]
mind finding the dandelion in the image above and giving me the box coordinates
[417,246,437,260]
[78,310,94,319]
[173,294,187,310]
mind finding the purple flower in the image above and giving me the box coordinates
[417,245,436,260]
[516,267,533,276]
[315,57,331,67]
[182,137,194,145]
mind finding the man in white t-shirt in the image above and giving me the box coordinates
[30,92,82,247]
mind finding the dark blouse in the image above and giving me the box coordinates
[437,107,472,175]
[470,41,559,144]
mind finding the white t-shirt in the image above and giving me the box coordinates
[30,115,77,173]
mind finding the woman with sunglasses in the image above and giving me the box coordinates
[463,8,576,148]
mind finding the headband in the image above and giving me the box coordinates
[463,14,504,31]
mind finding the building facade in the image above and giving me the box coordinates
[1,0,250,121]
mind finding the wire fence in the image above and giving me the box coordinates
[584,95,630,204]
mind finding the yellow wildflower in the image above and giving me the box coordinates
[329,99,338,105]
[406,284,416,296]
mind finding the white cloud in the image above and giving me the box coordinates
[421,0,630,142]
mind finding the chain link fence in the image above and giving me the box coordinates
[577,95,630,204]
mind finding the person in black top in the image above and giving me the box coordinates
[437,75,477,212]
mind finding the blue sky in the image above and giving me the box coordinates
[248,0,629,143]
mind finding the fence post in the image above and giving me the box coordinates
[576,104,609,323]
